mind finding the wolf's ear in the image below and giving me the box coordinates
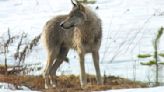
[71,0,85,12]
[71,0,78,6]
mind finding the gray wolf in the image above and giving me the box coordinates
[41,0,103,89]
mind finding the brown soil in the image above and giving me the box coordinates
[0,74,147,92]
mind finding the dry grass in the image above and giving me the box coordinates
[0,74,147,92]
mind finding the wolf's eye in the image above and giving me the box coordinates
[76,12,83,17]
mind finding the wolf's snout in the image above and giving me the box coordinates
[60,21,74,29]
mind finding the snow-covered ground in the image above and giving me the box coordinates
[0,0,164,91]
[96,86,164,92]
[0,82,163,92]
[0,82,39,92]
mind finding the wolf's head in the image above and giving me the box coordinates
[60,0,87,29]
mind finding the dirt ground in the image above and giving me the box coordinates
[0,74,147,92]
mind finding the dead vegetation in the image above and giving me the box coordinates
[0,28,41,75]
[0,74,147,92]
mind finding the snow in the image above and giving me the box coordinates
[0,82,17,90]
[0,0,164,91]
[95,86,164,92]
[0,82,39,92]
[0,90,38,92]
